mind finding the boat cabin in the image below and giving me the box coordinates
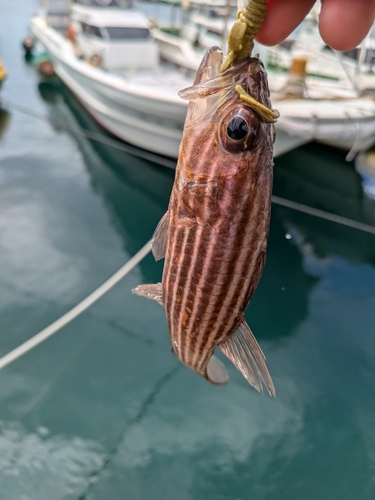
[70,1,158,71]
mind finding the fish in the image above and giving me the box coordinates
[133,46,276,396]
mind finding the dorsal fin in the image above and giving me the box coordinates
[178,54,255,101]
[179,47,227,101]
[220,319,275,397]
[193,46,223,85]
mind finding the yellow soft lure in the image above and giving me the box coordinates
[220,0,278,123]
[220,0,267,72]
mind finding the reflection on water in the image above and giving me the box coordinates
[355,150,375,201]
[0,420,104,500]
[250,210,319,341]
[0,107,11,138]
[274,144,375,264]
[38,80,60,104]
[37,80,174,259]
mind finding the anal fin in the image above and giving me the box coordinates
[220,320,276,397]
[151,212,170,261]
[132,283,163,307]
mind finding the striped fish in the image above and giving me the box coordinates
[133,47,276,396]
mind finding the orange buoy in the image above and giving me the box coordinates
[0,59,7,85]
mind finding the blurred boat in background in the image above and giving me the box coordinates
[149,0,375,154]
[30,0,191,159]
[28,0,375,161]
[28,0,309,162]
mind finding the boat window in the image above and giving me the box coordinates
[104,27,150,39]
[81,22,103,38]
[73,0,134,6]
[73,0,96,4]
[206,29,221,37]
[115,0,133,7]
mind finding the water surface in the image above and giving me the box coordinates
[0,2,375,499]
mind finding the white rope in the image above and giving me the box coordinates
[0,240,152,371]
[271,196,375,235]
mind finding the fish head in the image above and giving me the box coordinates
[178,46,275,178]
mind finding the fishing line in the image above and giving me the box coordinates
[1,99,177,169]
[0,240,152,372]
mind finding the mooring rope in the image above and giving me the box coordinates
[0,241,152,371]
[271,195,375,235]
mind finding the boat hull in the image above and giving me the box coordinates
[31,16,308,161]
[276,99,375,153]
[31,16,189,158]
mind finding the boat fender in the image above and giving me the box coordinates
[0,60,7,83]
[88,55,102,67]
[22,36,35,55]
[67,25,76,44]
[37,59,55,77]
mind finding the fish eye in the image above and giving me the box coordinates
[219,108,260,154]
[227,117,249,140]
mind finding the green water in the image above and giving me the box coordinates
[1,1,375,499]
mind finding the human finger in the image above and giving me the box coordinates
[256,0,316,46]
[319,0,375,51]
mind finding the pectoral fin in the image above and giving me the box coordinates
[220,320,276,397]
[132,283,163,307]
[151,212,170,261]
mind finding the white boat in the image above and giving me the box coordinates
[149,0,238,73]
[149,2,375,153]
[31,0,192,158]
[30,0,308,161]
